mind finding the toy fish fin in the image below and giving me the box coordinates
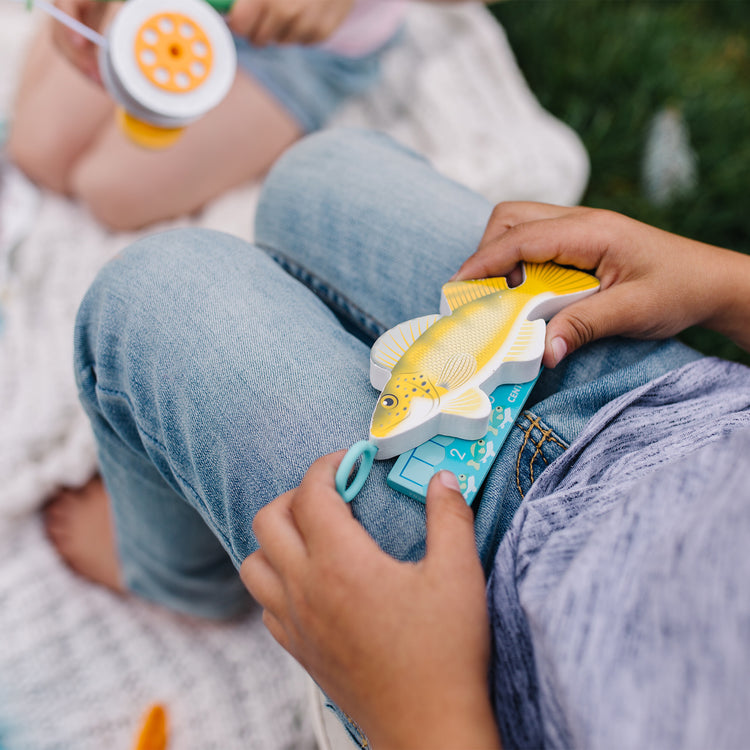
[518,262,600,320]
[370,314,441,389]
[505,319,546,363]
[437,352,477,390]
[439,277,509,314]
[440,386,491,419]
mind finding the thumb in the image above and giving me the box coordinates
[424,471,478,566]
[543,285,638,367]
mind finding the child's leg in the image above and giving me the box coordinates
[71,33,392,231]
[7,23,112,194]
[45,477,124,593]
[66,134,494,617]
[10,24,385,230]
[10,29,301,230]
[67,129,701,620]
[70,69,301,230]
[71,229,409,618]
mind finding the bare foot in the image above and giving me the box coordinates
[44,476,125,593]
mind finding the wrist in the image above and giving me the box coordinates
[701,245,750,353]
[367,686,502,750]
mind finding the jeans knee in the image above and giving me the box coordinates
[256,128,406,246]
[88,229,211,299]
[266,127,380,183]
[74,229,232,372]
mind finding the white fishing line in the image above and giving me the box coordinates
[9,0,108,47]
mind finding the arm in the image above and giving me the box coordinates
[454,202,750,366]
[241,456,502,750]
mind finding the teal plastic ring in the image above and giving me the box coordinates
[335,440,378,503]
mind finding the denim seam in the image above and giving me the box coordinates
[343,713,369,748]
[326,702,369,748]
[529,424,566,485]
[93,383,235,554]
[259,244,386,341]
[516,412,568,499]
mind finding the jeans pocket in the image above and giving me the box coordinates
[513,410,569,501]
[474,409,569,570]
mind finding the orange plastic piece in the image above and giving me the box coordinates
[133,703,168,750]
[116,108,185,149]
[134,12,213,93]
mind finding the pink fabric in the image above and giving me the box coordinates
[320,0,407,56]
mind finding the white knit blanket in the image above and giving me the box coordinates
[0,3,588,748]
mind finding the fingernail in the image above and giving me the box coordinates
[550,337,567,366]
[438,470,460,491]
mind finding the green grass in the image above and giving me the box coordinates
[489,0,750,364]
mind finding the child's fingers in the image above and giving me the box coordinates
[239,2,311,46]
[227,0,265,41]
[453,203,577,280]
[240,550,287,615]
[261,608,292,653]
[479,202,576,250]
[50,20,102,83]
[454,207,611,283]
[490,200,576,224]
[542,283,660,366]
[275,6,344,44]
[423,471,480,572]
[289,452,374,550]
[252,490,307,576]
[250,7,283,46]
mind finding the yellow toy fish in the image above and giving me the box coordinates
[368,262,599,459]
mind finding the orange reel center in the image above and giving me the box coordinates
[134,12,214,93]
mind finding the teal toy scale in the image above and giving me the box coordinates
[388,374,540,504]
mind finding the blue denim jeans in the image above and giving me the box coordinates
[75,128,700,620]
[233,34,400,134]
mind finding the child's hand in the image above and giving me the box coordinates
[454,202,750,364]
[227,0,354,46]
[241,455,502,750]
[52,0,120,85]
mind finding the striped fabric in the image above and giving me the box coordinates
[491,357,750,750]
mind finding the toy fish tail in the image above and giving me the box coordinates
[520,262,599,298]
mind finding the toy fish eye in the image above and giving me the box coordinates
[380,394,399,409]
[477,439,485,445]
[458,474,467,481]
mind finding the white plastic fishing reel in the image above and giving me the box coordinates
[99,0,237,148]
